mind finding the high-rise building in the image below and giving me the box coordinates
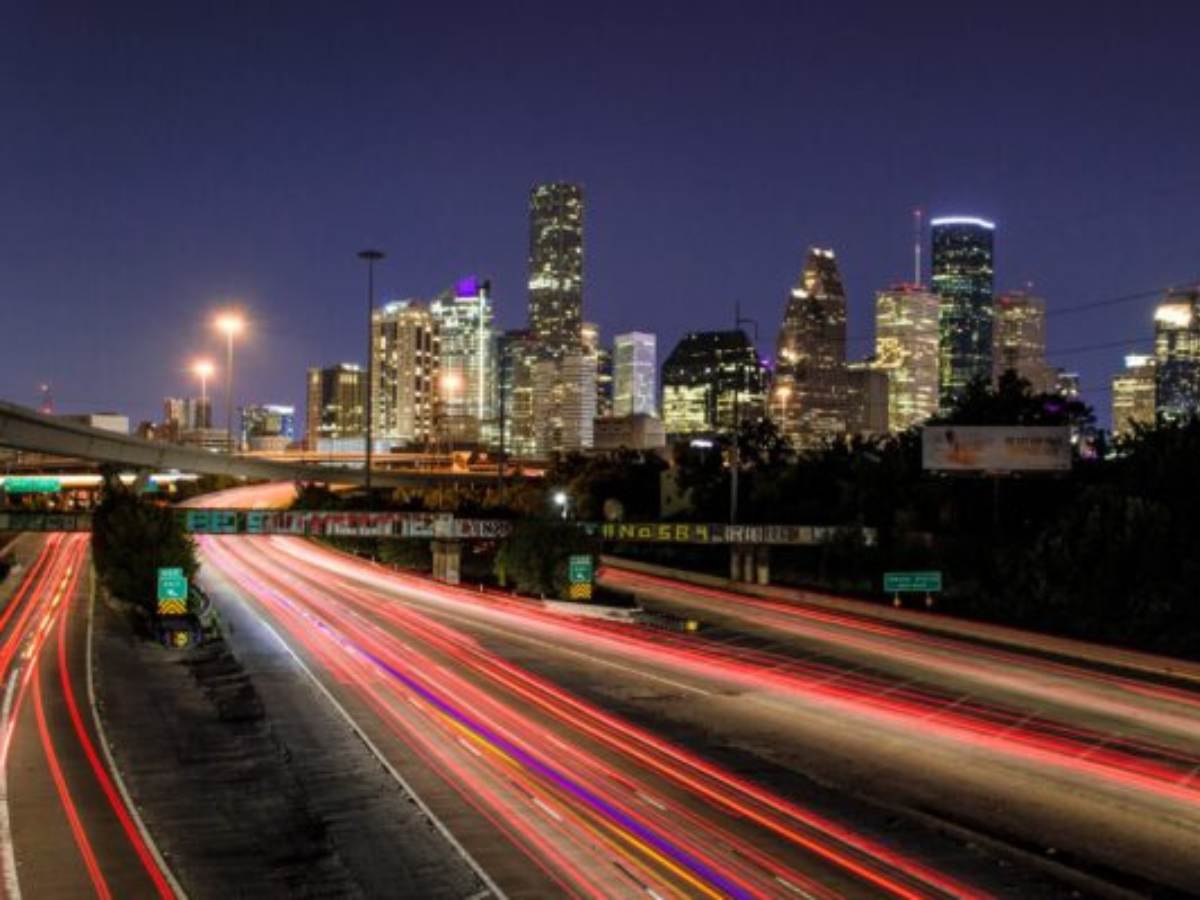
[582,322,613,417]
[372,301,438,448]
[932,216,995,407]
[874,284,940,431]
[430,277,496,446]
[1153,288,1200,422]
[532,352,596,453]
[240,404,296,451]
[306,363,365,448]
[1111,354,1156,438]
[498,330,540,458]
[662,330,766,435]
[771,247,848,447]
[994,290,1055,392]
[528,182,584,360]
[845,362,889,437]
[614,332,657,417]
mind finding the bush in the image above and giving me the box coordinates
[92,482,198,614]
[494,519,599,598]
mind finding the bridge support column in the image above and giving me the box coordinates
[754,546,770,585]
[431,539,462,586]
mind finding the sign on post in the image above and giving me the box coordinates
[567,554,594,601]
[157,567,189,616]
[883,571,941,608]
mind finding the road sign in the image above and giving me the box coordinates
[883,571,942,593]
[2,476,62,494]
[157,567,188,615]
[567,554,594,601]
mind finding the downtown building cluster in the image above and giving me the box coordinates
[661,217,1072,448]
[305,183,662,458]
[1110,286,1200,438]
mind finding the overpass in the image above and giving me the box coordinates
[0,400,518,489]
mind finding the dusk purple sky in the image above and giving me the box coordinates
[2,1,1198,428]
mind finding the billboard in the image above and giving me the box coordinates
[922,426,1071,473]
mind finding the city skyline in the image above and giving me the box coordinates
[2,4,1198,430]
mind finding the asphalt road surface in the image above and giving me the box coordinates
[0,533,177,898]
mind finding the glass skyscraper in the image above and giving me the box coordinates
[614,331,657,417]
[528,182,583,360]
[662,330,766,435]
[931,217,995,407]
[874,283,940,431]
[430,277,496,447]
[770,247,848,447]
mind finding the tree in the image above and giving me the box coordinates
[494,519,598,598]
[92,475,198,614]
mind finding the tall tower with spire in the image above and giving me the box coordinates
[770,247,848,447]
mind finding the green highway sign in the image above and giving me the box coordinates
[568,554,594,585]
[3,476,63,494]
[883,571,942,593]
[157,567,189,602]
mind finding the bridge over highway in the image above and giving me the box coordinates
[0,399,516,488]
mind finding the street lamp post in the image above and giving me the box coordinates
[553,490,569,521]
[358,249,385,493]
[731,304,759,525]
[215,313,244,452]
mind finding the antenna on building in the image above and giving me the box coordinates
[913,207,923,287]
[38,383,53,415]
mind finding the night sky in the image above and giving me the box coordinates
[3,1,1198,429]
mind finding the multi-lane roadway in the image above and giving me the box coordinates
[0,533,176,898]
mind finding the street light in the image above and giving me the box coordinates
[215,312,245,452]
[553,490,569,520]
[192,359,215,428]
[358,249,385,492]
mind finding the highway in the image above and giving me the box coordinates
[0,534,176,898]
[198,534,993,898]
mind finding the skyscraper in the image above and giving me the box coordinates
[372,301,438,447]
[528,183,584,360]
[771,247,848,447]
[845,362,889,437]
[662,330,766,435]
[498,329,539,458]
[582,322,613,417]
[430,277,496,446]
[306,363,365,448]
[993,290,1055,392]
[614,331,657,417]
[240,404,296,451]
[874,284,940,431]
[1111,354,1156,438]
[1153,288,1200,422]
[931,216,995,407]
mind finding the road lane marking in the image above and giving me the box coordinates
[205,567,505,899]
[85,559,187,899]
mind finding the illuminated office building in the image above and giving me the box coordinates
[528,183,584,360]
[662,330,766,436]
[1111,354,1156,438]
[1153,288,1200,422]
[582,322,613,417]
[431,277,496,446]
[498,329,539,458]
[614,331,657,417]
[240,403,295,450]
[306,363,365,447]
[874,284,940,431]
[372,301,438,447]
[994,290,1055,392]
[771,247,848,447]
[932,216,995,407]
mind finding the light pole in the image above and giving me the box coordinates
[731,304,759,525]
[215,313,244,451]
[553,490,569,521]
[358,249,385,492]
[193,359,215,428]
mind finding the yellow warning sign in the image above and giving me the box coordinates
[568,582,593,601]
[157,599,187,616]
